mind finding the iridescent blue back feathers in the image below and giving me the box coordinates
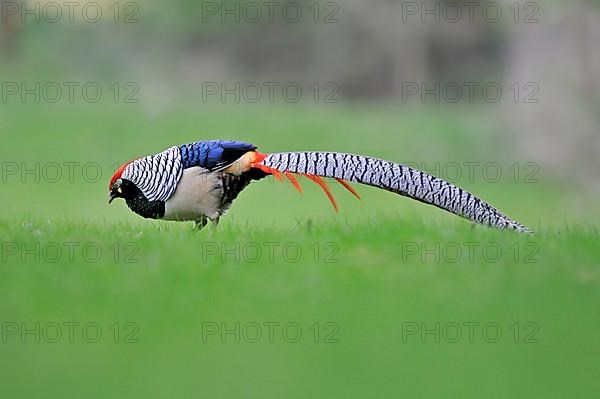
[179,140,256,170]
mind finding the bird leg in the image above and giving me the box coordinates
[198,216,220,237]
[193,215,220,233]
[194,216,209,231]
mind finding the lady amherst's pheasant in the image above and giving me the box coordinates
[108,140,530,232]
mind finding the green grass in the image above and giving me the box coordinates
[1,220,598,398]
[1,102,599,398]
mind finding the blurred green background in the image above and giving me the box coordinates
[1,0,599,398]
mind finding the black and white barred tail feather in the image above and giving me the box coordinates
[261,152,531,233]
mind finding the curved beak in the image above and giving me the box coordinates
[108,191,117,204]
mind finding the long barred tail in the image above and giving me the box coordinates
[253,151,531,233]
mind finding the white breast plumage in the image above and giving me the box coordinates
[163,167,223,221]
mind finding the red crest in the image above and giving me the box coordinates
[109,160,134,190]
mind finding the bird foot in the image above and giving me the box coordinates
[193,216,209,231]
[192,216,220,233]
